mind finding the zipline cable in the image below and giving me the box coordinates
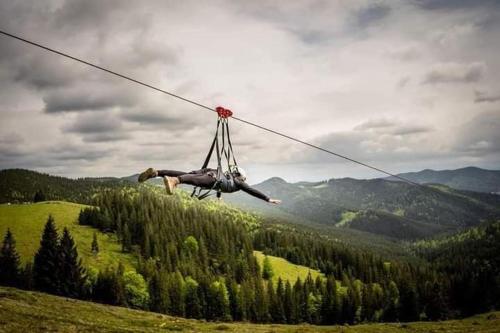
[0,29,425,188]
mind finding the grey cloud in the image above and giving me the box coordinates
[52,0,129,33]
[454,111,500,155]
[388,45,421,61]
[121,109,198,130]
[1,0,499,180]
[51,149,109,161]
[0,133,24,145]
[63,113,131,142]
[392,125,432,136]
[474,90,500,103]
[355,3,391,29]
[422,62,485,84]
[354,119,397,131]
[397,76,411,88]
[43,84,138,113]
[354,119,432,136]
[48,142,114,161]
[82,133,131,143]
[64,118,121,134]
[413,0,500,11]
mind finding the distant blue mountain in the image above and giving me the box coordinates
[386,167,500,193]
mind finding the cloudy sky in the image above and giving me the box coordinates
[0,0,499,183]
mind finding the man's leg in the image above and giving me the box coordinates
[139,168,191,183]
[157,170,188,177]
[163,173,217,195]
[178,173,216,188]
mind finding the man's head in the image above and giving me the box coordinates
[230,165,247,182]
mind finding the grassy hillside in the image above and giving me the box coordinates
[1,286,499,333]
[0,201,136,271]
[254,250,323,283]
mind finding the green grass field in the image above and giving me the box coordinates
[0,201,136,271]
[1,286,498,333]
[254,250,324,283]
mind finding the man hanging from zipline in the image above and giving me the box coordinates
[137,106,281,204]
[138,167,281,204]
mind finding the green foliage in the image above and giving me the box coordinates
[228,176,500,240]
[0,229,20,287]
[3,286,500,333]
[261,256,274,280]
[33,190,46,203]
[91,232,99,256]
[33,215,60,294]
[183,236,199,256]
[412,220,500,316]
[0,169,136,204]
[122,270,149,309]
[0,201,136,271]
[57,228,86,298]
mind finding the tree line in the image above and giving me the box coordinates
[1,187,498,324]
[0,216,149,309]
[76,189,454,323]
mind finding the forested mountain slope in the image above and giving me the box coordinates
[0,169,134,204]
[1,170,498,324]
[387,167,500,193]
[227,177,500,239]
[411,220,500,316]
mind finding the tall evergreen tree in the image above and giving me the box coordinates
[33,215,60,294]
[262,256,274,280]
[0,228,21,287]
[122,222,132,253]
[58,228,86,298]
[91,232,99,256]
[185,276,202,319]
[20,262,34,290]
[33,189,46,202]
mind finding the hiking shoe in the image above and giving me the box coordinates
[138,168,157,183]
[163,176,179,195]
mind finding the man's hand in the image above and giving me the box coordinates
[268,198,282,204]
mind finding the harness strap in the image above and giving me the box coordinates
[192,108,236,200]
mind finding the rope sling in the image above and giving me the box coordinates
[191,106,238,200]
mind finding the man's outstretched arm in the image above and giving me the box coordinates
[235,179,281,204]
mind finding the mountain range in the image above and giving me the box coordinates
[2,166,499,241]
[226,167,500,240]
[387,166,500,193]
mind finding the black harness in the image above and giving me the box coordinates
[191,108,239,200]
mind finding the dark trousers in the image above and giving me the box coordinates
[157,168,217,188]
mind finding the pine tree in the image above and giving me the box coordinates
[58,228,86,298]
[20,262,34,290]
[262,256,274,280]
[399,280,419,322]
[0,228,21,287]
[33,215,60,294]
[33,189,46,202]
[284,280,296,323]
[91,232,99,256]
[274,278,286,323]
[185,276,202,319]
[321,276,339,324]
[122,222,132,253]
[384,280,400,322]
[208,279,231,321]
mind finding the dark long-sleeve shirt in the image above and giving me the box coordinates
[234,178,270,202]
